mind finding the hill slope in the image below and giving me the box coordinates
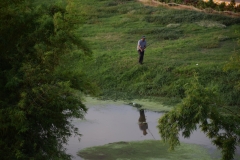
[78,0,240,106]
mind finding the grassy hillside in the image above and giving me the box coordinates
[76,0,240,106]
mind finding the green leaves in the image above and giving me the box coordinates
[0,0,95,159]
[158,73,240,160]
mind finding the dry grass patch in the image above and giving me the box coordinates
[166,23,181,28]
[138,0,203,11]
[138,0,240,17]
[138,0,162,7]
[196,20,226,28]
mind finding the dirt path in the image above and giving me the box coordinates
[138,0,240,17]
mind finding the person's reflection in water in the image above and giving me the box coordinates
[138,109,148,136]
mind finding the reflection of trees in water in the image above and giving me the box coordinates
[138,109,148,135]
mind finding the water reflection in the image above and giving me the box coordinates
[66,103,240,160]
[138,109,148,136]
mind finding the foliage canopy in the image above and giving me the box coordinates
[0,0,95,159]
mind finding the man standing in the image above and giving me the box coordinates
[137,36,147,64]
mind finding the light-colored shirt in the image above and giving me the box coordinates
[137,39,147,50]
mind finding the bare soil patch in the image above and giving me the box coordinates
[138,0,240,17]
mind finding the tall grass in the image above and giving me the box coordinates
[76,0,240,105]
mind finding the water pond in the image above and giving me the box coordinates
[65,98,239,160]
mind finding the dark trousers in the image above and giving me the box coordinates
[138,50,144,64]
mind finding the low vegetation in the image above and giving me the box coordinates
[78,140,216,160]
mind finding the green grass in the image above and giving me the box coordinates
[78,140,219,160]
[73,0,240,106]
[35,0,240,106]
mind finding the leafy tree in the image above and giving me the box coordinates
[0,0,96,159]
[196,0,207,9]
[158,36,240,160]
[236,4,240,12]
[218,2,226,11]
[226,0,236,11]
[205,0,217,9]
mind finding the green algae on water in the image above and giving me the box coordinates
[78,140,218,160]
[83,96,126,106]
[128,99,173,112]
[84,96,173,112]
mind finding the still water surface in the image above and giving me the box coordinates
[65,102,238,160]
